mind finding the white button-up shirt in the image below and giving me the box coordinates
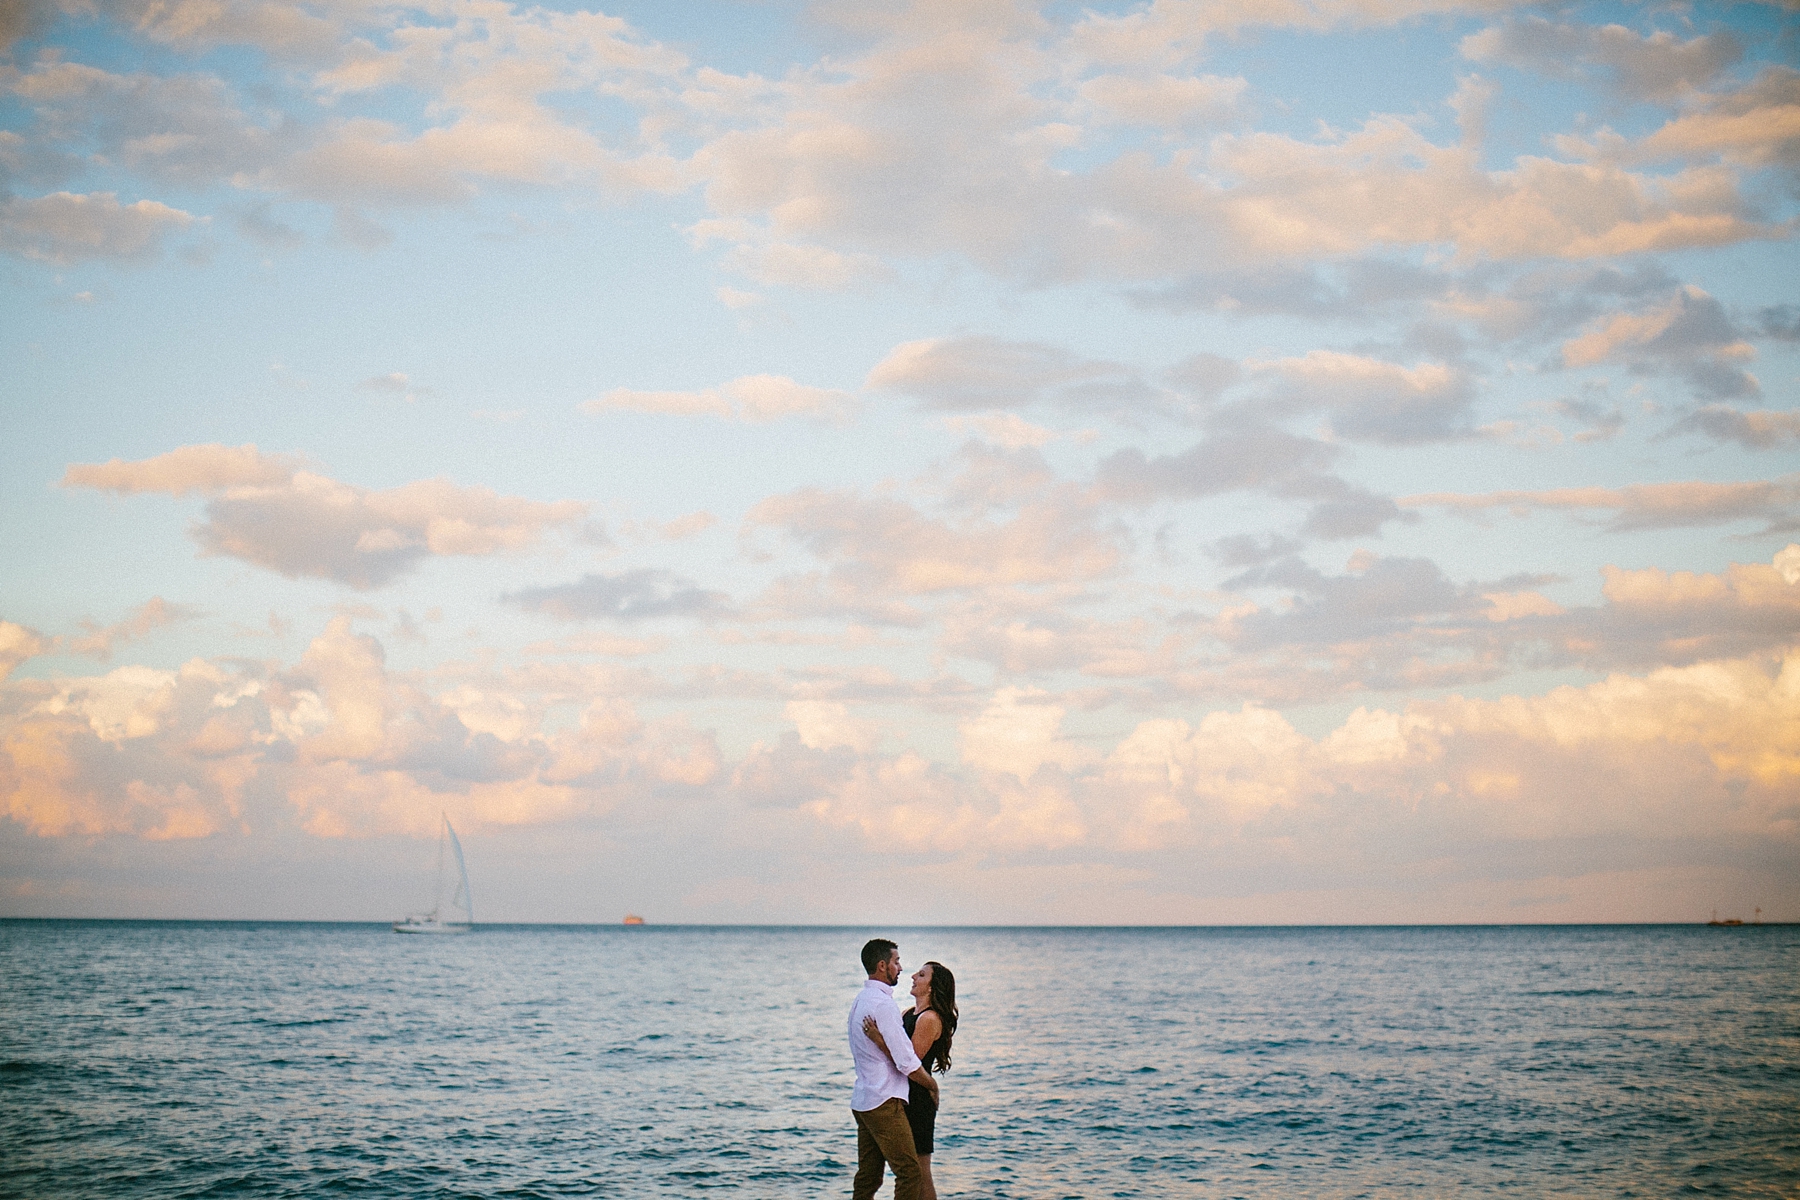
[847,977,922,1111]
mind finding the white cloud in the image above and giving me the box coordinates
[787,700,879,754]
[67,598,197,659]
[1257,349,1477,443]
[583,375,853,422]
[1561,286,1757,398]
[868,336,1153,413]
[63,444,586,588]
[959,686,1094,781]
[1403,479,1800,532]
[1461,17,1741,101]
[748,484,1122,598]
[1079,72,1246,128]
[942,413,1061,449]
[0,191,195,263]
[0,622,50,682]
[62,443,300,495]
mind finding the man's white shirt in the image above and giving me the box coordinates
[847,978,922,1111]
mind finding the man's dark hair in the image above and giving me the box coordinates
[861,938,897,975]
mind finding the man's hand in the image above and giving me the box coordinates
[908,1065,939,1103]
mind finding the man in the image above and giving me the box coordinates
[848,938,939,1200]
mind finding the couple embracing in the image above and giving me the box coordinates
[846,938,958,1200]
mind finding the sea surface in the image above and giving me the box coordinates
[1,922,1796,1198]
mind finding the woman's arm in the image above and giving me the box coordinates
[910,1010,942,1064]
[860,1014,888,1053]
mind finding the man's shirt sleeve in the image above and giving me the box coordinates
[873,1000,921,1075]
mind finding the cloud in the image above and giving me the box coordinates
[1133,258,1470,322]
[107,0,349,61]
[1093,424,1405,538]
[1579,550,1800,668]
[1761,304,1800,342]
[1223,555,1478,650]
[68,598,198,659]
[1461,17,1741,101]
[3,59,280,187]
[583,375,853,422]
[1779,545,1800,587]
[3,601,1796,920]
[62,443,301,495]
[1,5,687,248]
[360,372,431,400]
[867,337,1155,415]
[1163,547,1800,695]
[1095,426,1336,504]
[0,191,195,263]
[62,444,586,588]
[1663,406,1800,449]
[942,413,1061,449]
[0,618,720,842]
[0,622,49,682]
[504,570,731,622]
[786,700,880,754]
[748,483,1123,598]
[1068,0,1534,68]
[1549,393,1625,443]
[1201,120,1775,264]
[687,13,1784,286]
[938,602,1160,677]
[10,1,1787,282]
[0,0,57,51]
[1570,67,1800,169]
[1257,350,1478,444]
[1079,72,1247,129]
[1098,644,1799,853]
[959,686,1094,781]
[654,512,718,540]
[1561,286,1758,399]
[1402,479,1800,533]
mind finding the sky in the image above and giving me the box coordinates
[2,0,1797,924]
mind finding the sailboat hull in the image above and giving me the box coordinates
[392,920,470,934]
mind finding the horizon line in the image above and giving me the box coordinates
[1,917,1792,929]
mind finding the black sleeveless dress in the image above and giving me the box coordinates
[902,1009,940,1155]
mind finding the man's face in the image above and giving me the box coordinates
[880,949,902,985]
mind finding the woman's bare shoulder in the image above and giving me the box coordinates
[914,1008,944,1032]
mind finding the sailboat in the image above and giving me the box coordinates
[393,814,474,934]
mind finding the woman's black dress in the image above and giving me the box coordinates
[902,1009,939,1155]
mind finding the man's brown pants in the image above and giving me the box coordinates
[852,1097,921,1200]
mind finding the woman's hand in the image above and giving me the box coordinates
[861,1014,887,1052]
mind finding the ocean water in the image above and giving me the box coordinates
[1,923,1796,1198]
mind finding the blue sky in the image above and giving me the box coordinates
[2,0,1797,923]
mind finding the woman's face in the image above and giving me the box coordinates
[910,963,933,1003]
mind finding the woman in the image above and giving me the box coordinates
[863,960,957,1200]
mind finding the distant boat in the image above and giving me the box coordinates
[1707,908,1745,927]
[393,815,474,935]
[623,914,646,926]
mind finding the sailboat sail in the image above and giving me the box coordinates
[446,819,473,926]
[393,814,474,934]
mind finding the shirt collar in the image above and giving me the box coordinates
[863,978,893,990]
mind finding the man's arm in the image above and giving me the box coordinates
[870,1002,921,1075]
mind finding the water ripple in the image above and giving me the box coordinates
[2,923,1797,1197]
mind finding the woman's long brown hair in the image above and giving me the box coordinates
[920,961,958,1074]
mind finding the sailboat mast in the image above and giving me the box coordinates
[434,815,447,921]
